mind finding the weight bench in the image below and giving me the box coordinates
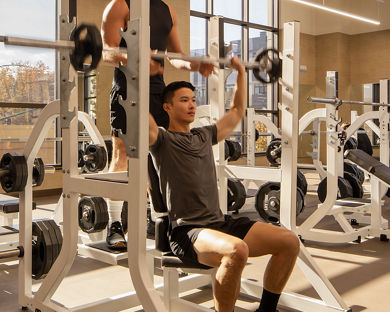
[345,149,390,186]
[149,156,221,311]
[0,199,36,214]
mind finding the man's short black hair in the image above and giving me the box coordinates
[162,81,195,103]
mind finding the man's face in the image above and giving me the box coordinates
[164,87,196,124]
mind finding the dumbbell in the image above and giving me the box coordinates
[0,219,62,280]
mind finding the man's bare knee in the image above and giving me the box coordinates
[222,240,249,269]
[280,231,300,257]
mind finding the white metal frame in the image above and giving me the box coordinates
[297,75,390,243]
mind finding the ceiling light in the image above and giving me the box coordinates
[291,0,381,25]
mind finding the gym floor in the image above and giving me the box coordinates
[1,172,390,312]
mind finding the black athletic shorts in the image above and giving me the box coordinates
[110,89,169,136]
[169,215,256,265]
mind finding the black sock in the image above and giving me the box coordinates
[256,288,280,312]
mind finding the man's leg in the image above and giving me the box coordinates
[106,135,127,249]
[193,229,249,312]
[243,222,300,312]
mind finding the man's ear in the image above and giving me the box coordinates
[163,102,170,113]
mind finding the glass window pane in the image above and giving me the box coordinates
[224,23,242,108]
[214,0,242,20]
[190,0,206,12]
[0,0,57,163]
[190,17,207,106]
[249,0,270,26]
[249,28,271,109]
[0,108,56,164]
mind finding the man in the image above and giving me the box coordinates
[149,56,300,312]
[101,0,214,249]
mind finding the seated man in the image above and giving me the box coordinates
[149,57,300,312]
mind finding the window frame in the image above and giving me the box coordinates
[190,0,279,154]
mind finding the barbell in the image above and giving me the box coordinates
[308,96,390,108]
[0,24,282,83]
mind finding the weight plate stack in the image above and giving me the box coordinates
[0,152,28,193]
[344,172,363,199]
[78,197,109,233]
[255,182,305,223]
[317,176,354,203]
[227,178,246,212]
[31,219,62,280]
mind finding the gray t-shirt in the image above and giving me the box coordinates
[150,125,224,229]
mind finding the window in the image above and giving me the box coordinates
[0,0,57,164]
[249,0,271,25]
[190,17,207,106]
[190,0,206,13]
[190,0,279,152]
[214,0,242,20]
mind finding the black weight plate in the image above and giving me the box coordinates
[0,152,28,193]
[93,197,109,232]
[297,170,308,195]
[344,162,358,177]
[317,176,354,203]
[355,167,365,185]
[84,145,107,172]
[296,187,305,215]
[344,162,364,184]
[224,140,230,160]
[78,197,108,233]
[70,24,102,72]
[43,220,63,273]
[32,220,54,280]
[252,49,282,84]
[344,172,363,199]
[227,178,246,212]
[357,130,373,156]
[266,138,281,166]
[255,129,260,142]
[255,182,305,223]
[121,201,128,234]
[33,157,45,187]
[344,137,357,152]
[78,197,97,233]
[255,182,281,223]
[226,140,241,161]
[104,139,113,165]
[78,149,85,167]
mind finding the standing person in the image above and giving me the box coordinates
[101,0,214,249]
[149,56,300,312]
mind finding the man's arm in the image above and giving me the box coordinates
[102,0,163,74]
[149,114,159,146]
[166,5,214,77]
[101,0,128,66]
[215,57,246,142]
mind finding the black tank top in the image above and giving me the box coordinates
[113,0,173,95]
